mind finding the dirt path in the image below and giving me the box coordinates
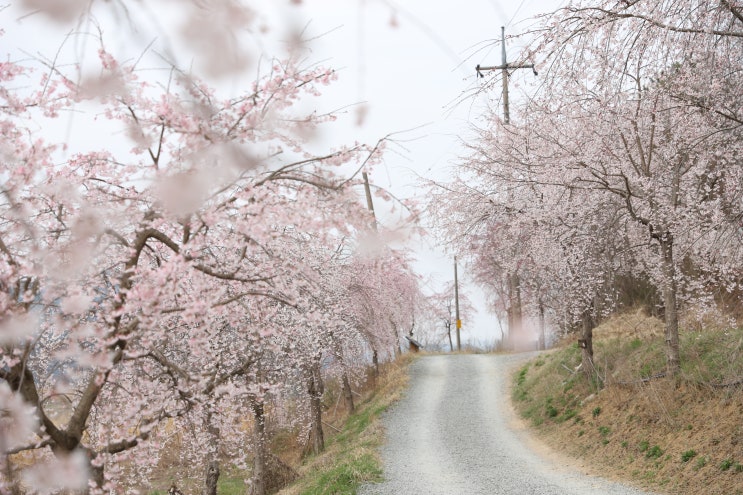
[359,353,657,495]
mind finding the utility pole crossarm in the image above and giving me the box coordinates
[476,26,537,125]
[476,62,536,74]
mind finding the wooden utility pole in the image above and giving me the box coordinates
[475,26,536,124]
[362,171,377,232]
[476,26,535,349]
[454,256,461,351]
[361,170,382,365]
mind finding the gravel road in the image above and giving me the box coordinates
[359,353,657,495]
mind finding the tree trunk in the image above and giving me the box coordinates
[202,411,220,495]
[203,461,219,495]
[3,459,21,495]
[511,273,523,335]
[80,449,104,495]
[580,307,595,376]
[332,338,354,413]
[371,347,379,379]
[446,321,454,352]
[342,373,355,413]
[390,319,401,357]
[660,234,681,376]
[90,462,105,494]
[250,399,267,495]
[307,359,325,455]
[506,294,513,350]
[507,272,522,349]
[538,299,546,351]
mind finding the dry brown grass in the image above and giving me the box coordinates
[594,308,665,340]
[513,311,743,495]
[278,354,413,495]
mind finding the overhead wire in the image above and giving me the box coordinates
[506,0,531,28]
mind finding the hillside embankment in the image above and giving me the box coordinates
[512,310,743,495]
[276,355,412,495]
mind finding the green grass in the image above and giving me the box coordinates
[291,404,387,494]
[517,365,529,386]
[681,450,697,462]
[694,456,708,470]
[149,476,245,495]
[300,453,382,495]
[513,323,743,424]
[281,356,412,495]
[545,397,559,418]
[680,329,743,383]
[510,316,743,495]
[217,477,246,495]
[333,403,386,446]
[645,445,664,459]
[558,408,577,422]
[512,347,582,426]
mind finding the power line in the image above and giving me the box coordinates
[506,0,531,28]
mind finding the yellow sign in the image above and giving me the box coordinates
[456,319,462,329]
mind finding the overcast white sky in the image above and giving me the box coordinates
[4,0,558,346]
[287,0,558,345]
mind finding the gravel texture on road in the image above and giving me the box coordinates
[359,353,656,495]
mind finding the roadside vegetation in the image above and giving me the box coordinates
[137,355,412,495]
[277,355,412,495]
[512,310,743,495]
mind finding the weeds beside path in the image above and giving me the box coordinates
[512,312,743,495]
[277,355,413,495]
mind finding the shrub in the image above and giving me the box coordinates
[517,366,529,386]
[559,409,577,422]
[681,450,697,462]
[646,445,663,459]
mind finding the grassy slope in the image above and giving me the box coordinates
[512,310,743,495]
[277,354,413,495]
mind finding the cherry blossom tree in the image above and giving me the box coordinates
[0,3,423,494]
[417,281,475,351]
[433,0,743,376]
[524,0,743,375]
[343,250,420,362]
